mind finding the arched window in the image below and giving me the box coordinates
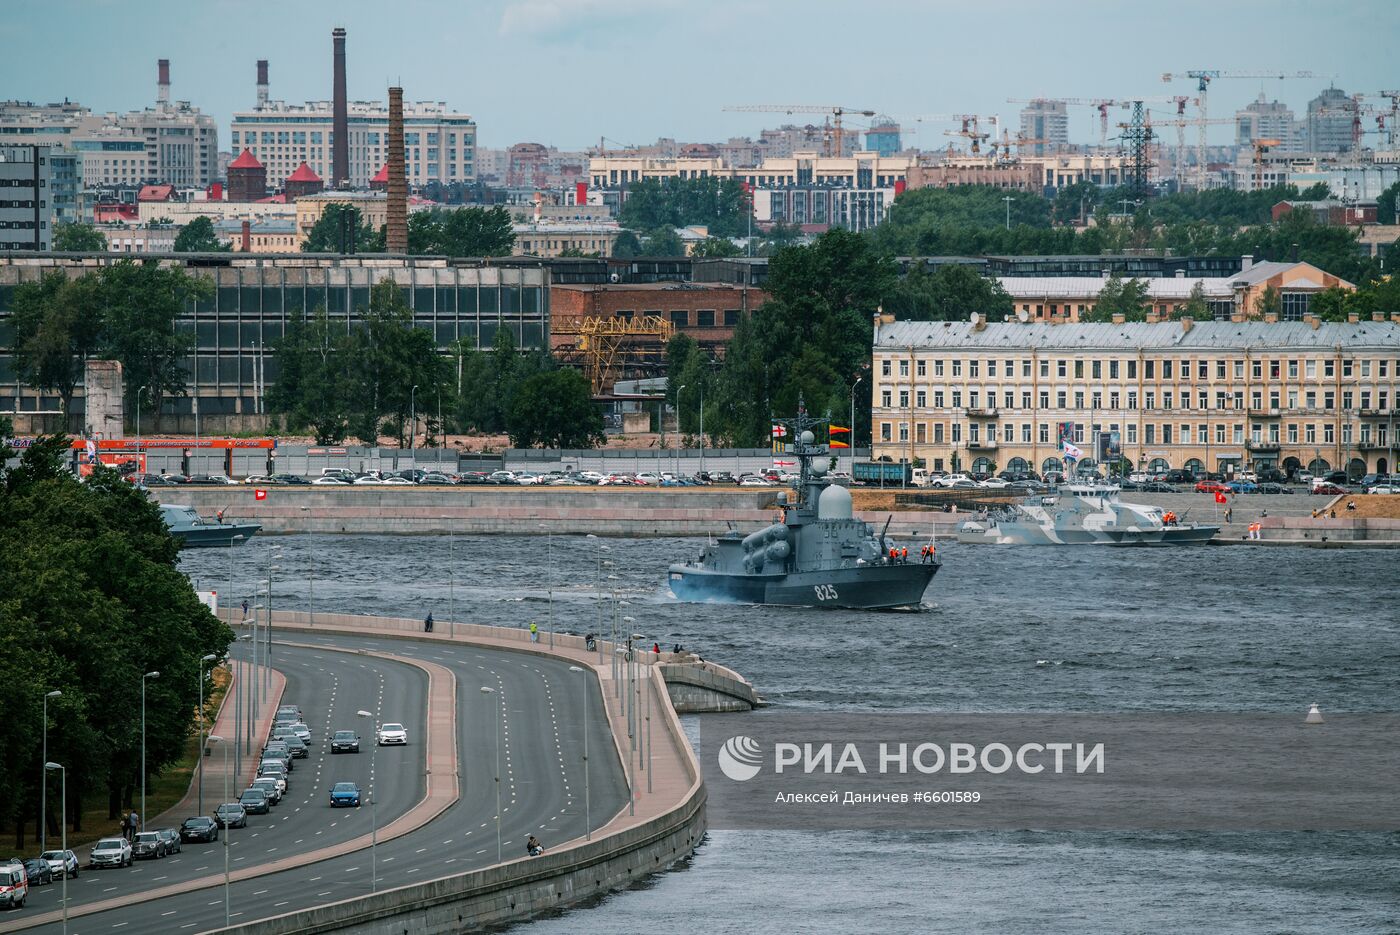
[1075,458,1097,475]
[1307,457,1330,475]
[1147,457,1170,473]
[1183,458,1204,476]
[1006,457,1029,474]
[1347,458,1367,481]
[972,457,995,474]
[1042,457,1063,474]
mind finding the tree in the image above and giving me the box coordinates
[690,236,741,258]
[1179,280,1210,320]
[1081,273,1151,322]
[1377,181,1400,227]
[173,216,228,253]
[1257,284,1282,318]
[664,333,699,412]
[612,230,642,258]
[1051,181,1101,226]
[341,280,449,445]
[884,263,1013,322]
[266,307,351,443]
[301,204,384,254]
[8,271,105,416]
[640,226,685,257]
[507,369,604,448]
[52,222,106,252]
[406,207,515,257]
[617,176,751,237]
[98,261,208,427]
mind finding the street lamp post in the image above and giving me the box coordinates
[356,710,378,890]
[41,689,60,853]
[44,762,66,935]
[1003,195,1013,230]
[409,384,419,454]
[208,735,230,927]
[677,384,686,479]
[226,534,244,627]
[699,383,705,478]
[197,654,217,815]
[630,632,645,762]
[849,377,863,476]
[568,666,591,839]
[539,523,554,648]
[443,516,455,638]
[616,647,634,817]
[620,614,635,715]
[479,688,502,863]
[299,508,315,626]
[141,671,159,835]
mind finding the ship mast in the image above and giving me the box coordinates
[773,396,830,511]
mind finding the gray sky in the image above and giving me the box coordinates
[3,0,1396,150]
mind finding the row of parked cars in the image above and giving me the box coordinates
[0,851,79,909]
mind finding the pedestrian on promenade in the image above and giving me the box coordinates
[529,622,538,643]
[120,813,130,841]
[526,835,545,857]
[1224,507,1233,524]
[653,642,660,654]
[241,599,249,617]
[424,612,434,633]
[129,810,140,839]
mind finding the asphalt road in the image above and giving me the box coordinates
[13,634,628,934]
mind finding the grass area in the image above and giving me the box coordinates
[60,666,232,851]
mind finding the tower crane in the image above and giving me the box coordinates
[722,105,876,158]
[1144,110,1233,183]
[1250,138,1283,192]
[1160,70,1331,189]
[1008,97,1181,146]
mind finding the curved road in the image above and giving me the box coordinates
[15,633,628,934]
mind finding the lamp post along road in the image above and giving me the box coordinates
[850,376,863,476]
[299,508,315,625]
[356,710,378,890]
[616,648,635,817]
[479,688,502,863]
[208,735,230,927]
[45,762,66,935]
[140,671,159,836]
[197,654,217,815]
[409,384,419,454]
[569,666,591,839]
[41,689,60,853]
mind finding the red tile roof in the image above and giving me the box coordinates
[286,162,322,183]
[138,184,175,202]
[228,148,264,170]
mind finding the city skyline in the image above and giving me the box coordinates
[2,0,1396,151]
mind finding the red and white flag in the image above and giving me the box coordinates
[254,488,267,501]
[773,460,795,467]
[771,424,788,438]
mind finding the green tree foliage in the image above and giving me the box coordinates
[690,236,741,258]
[612,230,642,258]
[1309,286,1376,322]
[1257,284,1282,318]
[618,176,751,238]
[406,207,515,257]
[1180,280,1210,320]
[1051,181,1101,225]
[665,333,715,436]
[172,216,229,253]
[52,222,107,252]
[1378,181,1400,226]
[8,271,105,415]
[710,229,893,446]
[0,438,233,840]
[1082,273,1151,322]
[507,369,604,448]
[884,263,1014,321]
[866,186,1053,256]
[340,281,449,445]
[266,308,350,443]
[640,226,685,256]
[301,204,385,254]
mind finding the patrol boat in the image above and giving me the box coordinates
[160,504,261,548]
[667,404,938,609]
[954,483,1217,546]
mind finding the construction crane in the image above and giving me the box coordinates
[1144,110,1233,183]
[576,314,675,396]
[1161,71,1331,189]
[1251,138,1283,192]
[943,115,993,154]
[722,105,876,158]
[1008,97,1181,146]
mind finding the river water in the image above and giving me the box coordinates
[181,536,1400,934]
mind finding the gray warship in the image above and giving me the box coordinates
[954,483,1218,546]
[667,404,938,609]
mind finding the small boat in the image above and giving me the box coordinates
[955,484,1217,546]
[160,504,261,548]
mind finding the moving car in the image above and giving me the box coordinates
[1313,483,1348,496]
[39,849,78,879]
[376,722,408,746]
[21,859,51,886]
[1368,484,1400,495]
[132,831,167,859]
[179,817,219,843]
[89,837,132,868]
[213,803,247,829]
[331,730,361,754]
[329,782,362,807]
[0,863,27,908]
[239,788,270,816]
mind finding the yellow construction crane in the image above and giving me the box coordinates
[1143,110,1234,183]
[576,315,675,396]
[722,105,876,158]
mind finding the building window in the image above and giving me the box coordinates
[899,360,909,377]
[881,390,892,407]
[916,360,926,377]
[881,423,891,442]
[669,310,688,326]
[1281,292,1311,320]
[724,309,740,326]
[696,310,715,327]
[881,360,891,377]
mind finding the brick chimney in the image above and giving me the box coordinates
[1308,314,1321,330]
[331,28,349,188]
[1112,313,1127,325]
[1180,316,1194,333]
[385,86,408,253]
[1263,312,1278,323]
[157,59,171,105]
[1372,312,1384,322]
[1347,312,1360,324]
[241,220,251,252]
[256,59,269,110]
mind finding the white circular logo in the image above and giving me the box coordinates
[717,735,763,782]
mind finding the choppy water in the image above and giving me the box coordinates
[182,536,1400,934]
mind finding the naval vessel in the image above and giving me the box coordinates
[667,404,937,609]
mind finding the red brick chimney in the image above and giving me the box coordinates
[241,220,251,252]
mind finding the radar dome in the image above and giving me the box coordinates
[811,463,828,477]
[801,430,815,444]
[817,483,853,521]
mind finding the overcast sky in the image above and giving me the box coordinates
[3,0,1396,151]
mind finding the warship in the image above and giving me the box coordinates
[954,483,1218,546]
[160,504,262,548]
[667,403,938,609]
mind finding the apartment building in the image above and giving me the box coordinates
[870,316,1400,481]
[0,144,52,250]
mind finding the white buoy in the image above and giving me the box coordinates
[1305,703,1324,725]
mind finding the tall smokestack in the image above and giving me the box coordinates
[256,59,269,109]
[157,59,171,105]
[386,86,408,253]
[332,28,349,188]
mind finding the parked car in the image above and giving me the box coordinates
[419,472,454,485]
[155,828,181,855]
[352,474,383,485]
[239,788,270,816]
[1257,483,1293,495]
[377,722,408,745]
[459,471,490,485]
[39,849,78,879]
[633,472,661,486]
[738,476,773,487]
[381,476,413,485]
[488,470,516,485]
[1196,480,1230,494]
[256,769,287,797]
[132,831,166,860]
[89,837,132,868]
[1140,482,1178,493]
[21,859,51,886]
[1312,483,1348,496]
[213,803,247,829]
[0,863,27,907]
[978,477,1010,489]
[330,782,362,807]
[331,730,361,754]
[1294,470,1314,485]
[179,817,219,843]
[1227,480,1258,494]
[271,473,309,485]
[1368,484,1400,495]
[249,777,283,805]
[932,473,973,488]
[514,472,544,486]
[312,476,348,485]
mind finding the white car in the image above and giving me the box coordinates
[243,474,273,485]
[932,473,973,488]
[376,722,408,746]
[312,476,348,485]
[978,477,1010,489]
[488,470,516,484]
[634,472,661,485]
[352,475,383,485]
[579,471,604,483]
[514,472,543,485]
[382,476,413,485]
[256,772,287,796]
[738,476,773,487]
[1368,484,1400,494]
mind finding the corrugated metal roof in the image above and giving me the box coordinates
[998,276,1234,299]
[875,320,1400,351]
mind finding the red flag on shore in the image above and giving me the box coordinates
[254,488,267,501]
[1214,491,1227,504]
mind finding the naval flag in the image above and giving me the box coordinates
[830,440,850,449]
[1061,439,1083,460]
[771,424,788,438]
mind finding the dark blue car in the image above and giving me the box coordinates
[330,782,362,807]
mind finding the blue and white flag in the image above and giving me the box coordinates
[1061,439,1083,461]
